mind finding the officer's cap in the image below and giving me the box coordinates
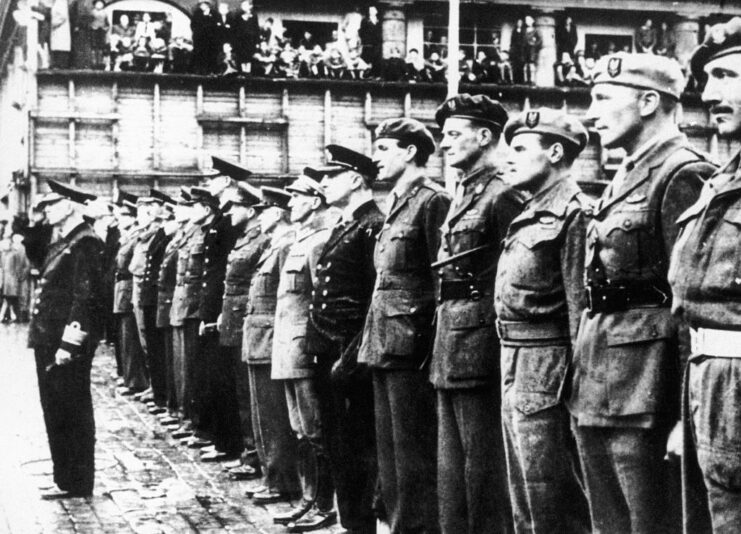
[375,118,437,157]
[286,175,326,201]
[592,52,685,100]
[504,108,589,154]
[150,188,176,206]
[304,144,378,182]
[255,186,292,211]
[690,17,741,84]
[36,179,97,208]
[176,186,193,206]
[211,156,253,182]
[434,94,509,132]
[189,186,220,209]
[222,182,262,212]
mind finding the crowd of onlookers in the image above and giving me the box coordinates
[32,1,688,87]
[0,218,30,324]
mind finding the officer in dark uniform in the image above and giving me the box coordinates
[304,145,384,534]
[568,53,717,533]
[432,94,522,534]
[497,108,591,533]
[360,118,451,534]
[670,18,741,532]
[243,186,301,505]
[113,192,149,396]
[153,189,189,424]
[217,180,268,470]
[29,180,104,499]
[131,193,171,410]
[271,175,335,530]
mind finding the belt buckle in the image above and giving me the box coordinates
[469,288,481,301]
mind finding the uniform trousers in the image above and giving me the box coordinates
[134,304,166,405]
[209,346,243,456]
[192,330,216,438]
[172,320,198,420]
[160,326,178,413]
[234,355,255,457]
[373,369,438,534]
[437,386,512,534]
[686,356,741,534]
[248,364,300,494]
[34,347,96,494]
[284,377,334,511]
[502,399,589,534]
[572,421,681,534]
[113,315,122,377]
[118,311,148,391]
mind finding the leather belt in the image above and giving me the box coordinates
[585,282,670,313]
[691,328,741,358]
[496,319,570,342]
[439,279,488,302]
[115,273,132,281]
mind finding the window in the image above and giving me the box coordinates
[282,21,338,48]
[423,7,501,60]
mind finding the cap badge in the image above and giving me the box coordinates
[607,57,622,78]
[525,111,540,129]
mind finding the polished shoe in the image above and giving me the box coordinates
[132,388,151,401]
[222,459,242,470]
[148,406,167,415]
[272,499,312,524]
[40,487,92,500]
[116,386,134,396]
[159,415,179,425]
[185,437,213,449]
[228,464,259,480]
[201,450,238,463]
[199,444,217,454]
[244,484,267,498]
[171,427,192,439]
[288,508,337,532]
[115,377,125,387]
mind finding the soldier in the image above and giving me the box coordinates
[432,94,522,534]
[669,17,741,532]
[130,193,171,411]
[305,145,384,534]
[217,180,269,470]
[29,180,104,499]
[270,175,336,531]
[360,118,451,534]
[497,108,591,533]
[113,192,149,396]
[568,52,717,533]
[243,186,301,505]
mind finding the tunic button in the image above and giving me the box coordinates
[623,219,632,229]
[321,303,327,310]
[309,304,314,310]
[325,276,331,282]
[33,309,39,315]
[202,283,207,288]
[326,262,332,268]
[323,290,328,296]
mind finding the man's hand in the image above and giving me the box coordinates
[665,420,683,460]
[199,321,206,336]
[54,348,73,366]
[216,313,222,332]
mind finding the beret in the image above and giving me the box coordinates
[255,186,292,210]
[37,179,97,208]
[592,52,685,99]
[286,175,326,200]
[211,156,253,181]
[504,108,589,154]
[375,118,437,157]
[690,17,741,84]
[222,182,262,211]
[189,186,220,209]
[435,93,509,131]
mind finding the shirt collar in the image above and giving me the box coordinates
[623,129,679,170]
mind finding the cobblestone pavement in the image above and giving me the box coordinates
[0,324,372,534]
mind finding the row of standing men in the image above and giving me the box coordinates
[28,18,741,534]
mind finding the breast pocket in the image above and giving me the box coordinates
[186,243,205,281]
[508,222,562,290]
[699,206,741,297]
[283,254,308,293]
[599,209,653,278]
[388,224,421,269]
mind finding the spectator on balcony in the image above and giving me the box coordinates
[214,2,232,49]
[232,1,259,73]
[217,42,239,76]
[307,44,327,77]
[459,50,478,83]
[278,42,299,78]
[360,5,382,75]
[346,48,369,79]
[34,0,52,69]
[50,0,71,68]
[89,0,108,69]
[554,52,586,86]
[585,41,601,61]
[405,48,425,81]
[325,30,343,57]
[156,14,171,43]
[132,36,151,70]
[510,18,525,84]
[252,40,277,76]
[523,15,541,84]
[556,16,578,61]
[325,47,347,79]
[169,36,192,73]
[473,50,491,82]
[656,21,675,58]
[581,54,596,84]
[150,37,168,73]
[191,1,218,74]
[299,30,317,51]
[497,49,513,84]
[635,18,657,53]
[134,12,156,45]
[70,0,94,68]
[342,8,363,59]
[424,50,446,83]
[110,14,135,71]
[382,45,407,81]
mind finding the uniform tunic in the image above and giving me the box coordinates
[569,133,715,534]
[359,175,451,534]
[28,222,103,494]
[669,149,741,533]
[495,178,590,534]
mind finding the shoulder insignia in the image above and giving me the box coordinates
[538,214,557,225]
[625,193,647,204]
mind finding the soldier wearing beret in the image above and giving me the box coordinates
[497,108,591,533]
[360,117,451,534]
[113,193,149,396]
[130,194,172,411]
[669,17,741,532]
[243,187,301,506]
[304,145,384,534]
[217,182,270,475]
[29,180,104,498]
[271,175,336,530]
[431,93,521,534]
[568,52,717,533]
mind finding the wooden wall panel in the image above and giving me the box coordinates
[117,83,154,171]
[37,81,69,113]
[286,89,325,173]
[76,123,114,169]
[33,121,69,168]
[159,86,199,169]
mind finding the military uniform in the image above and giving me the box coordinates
[568,133,715,533]
[131,221,170,406]
[113,224,148,392]
[430,163,521,534]
[243,224,300,497]
[359,173,451,534]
